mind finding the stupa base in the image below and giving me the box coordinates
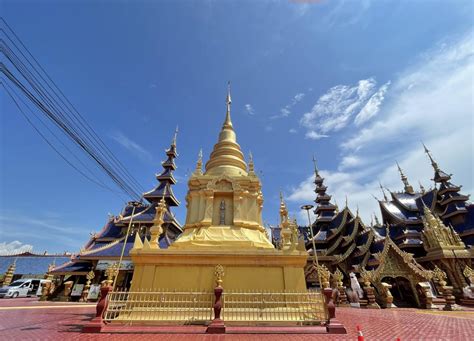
[129,247,309,292]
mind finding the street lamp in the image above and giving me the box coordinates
[301,204,322,289]
[113,200,142,291]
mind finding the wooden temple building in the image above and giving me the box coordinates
[48,131,182,296]
[271,147,473,308]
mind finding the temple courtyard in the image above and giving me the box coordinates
[0,298,472,340]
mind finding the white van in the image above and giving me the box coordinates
[0,279,50,298]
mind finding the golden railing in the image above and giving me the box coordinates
[103,289,327,326]
[103,289,214,325]
[222,290,326,325]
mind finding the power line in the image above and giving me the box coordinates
[0,26,145,194]
[0,18,146,201]
[1,79,126,200]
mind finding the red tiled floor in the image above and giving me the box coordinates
[1,298,473,340]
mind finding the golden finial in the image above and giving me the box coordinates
[224,81,232,127]
[379,181,388,201]
[422,143,440,172]
[248,151,255,174]
[345,195,348,208]
[396,161,414,194]
[312,155,319,176]
[194,148,203,175]
[149,187,168,248]
[172,126,178,146]
[214,264,225,287]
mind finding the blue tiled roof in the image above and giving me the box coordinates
[120,205,177,224]
[0,256,70,275]
[392,192,421,211]
[417,190,436,210]
[381,201,420,222]
[51,261,92,273]
[454,204,474,233]
[79,234,171,259]
[78,239,135,258]
[97,220,123,239]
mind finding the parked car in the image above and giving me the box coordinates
[0,279,50,298]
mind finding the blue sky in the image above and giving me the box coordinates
[1,0,473,254]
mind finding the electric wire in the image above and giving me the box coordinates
[0,19,146,201]
[0,18,145,194]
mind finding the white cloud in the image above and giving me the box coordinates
[354,81,391,126]
[300,78,389,137]
[0,241,33,255]
[290,30,474,224]
[289,128,297,134]
[280,107,291,117]
[110,131,152,161]
[305,130,329,140]
[293,93,305,103]
[244,104,255,115]
[339,155,364,170]
[272,92,306,119]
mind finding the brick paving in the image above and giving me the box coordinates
[1,298,473,340]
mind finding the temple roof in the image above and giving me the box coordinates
[120,203,181,228]
[0,255,70,275]
[50,261,92,275]
[143,182,180,206]
[380,201,421,223]
[78,233,172,260]
[391,192,422,211]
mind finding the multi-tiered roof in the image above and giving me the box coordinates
[52,132,182,275]
[379,145,473,250]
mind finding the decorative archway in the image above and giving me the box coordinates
[381,276,418,307]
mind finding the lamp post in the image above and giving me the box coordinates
[301,204,322,289]
[112,200,141,291]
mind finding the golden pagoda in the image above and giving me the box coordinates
[129,83,308,293]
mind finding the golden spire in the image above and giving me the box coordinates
[422,143,440,172]
[205,82,247,176]
[396,161,414,194]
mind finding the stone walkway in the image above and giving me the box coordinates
[1,298,473,340]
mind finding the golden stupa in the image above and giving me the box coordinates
[129,84,308,293]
